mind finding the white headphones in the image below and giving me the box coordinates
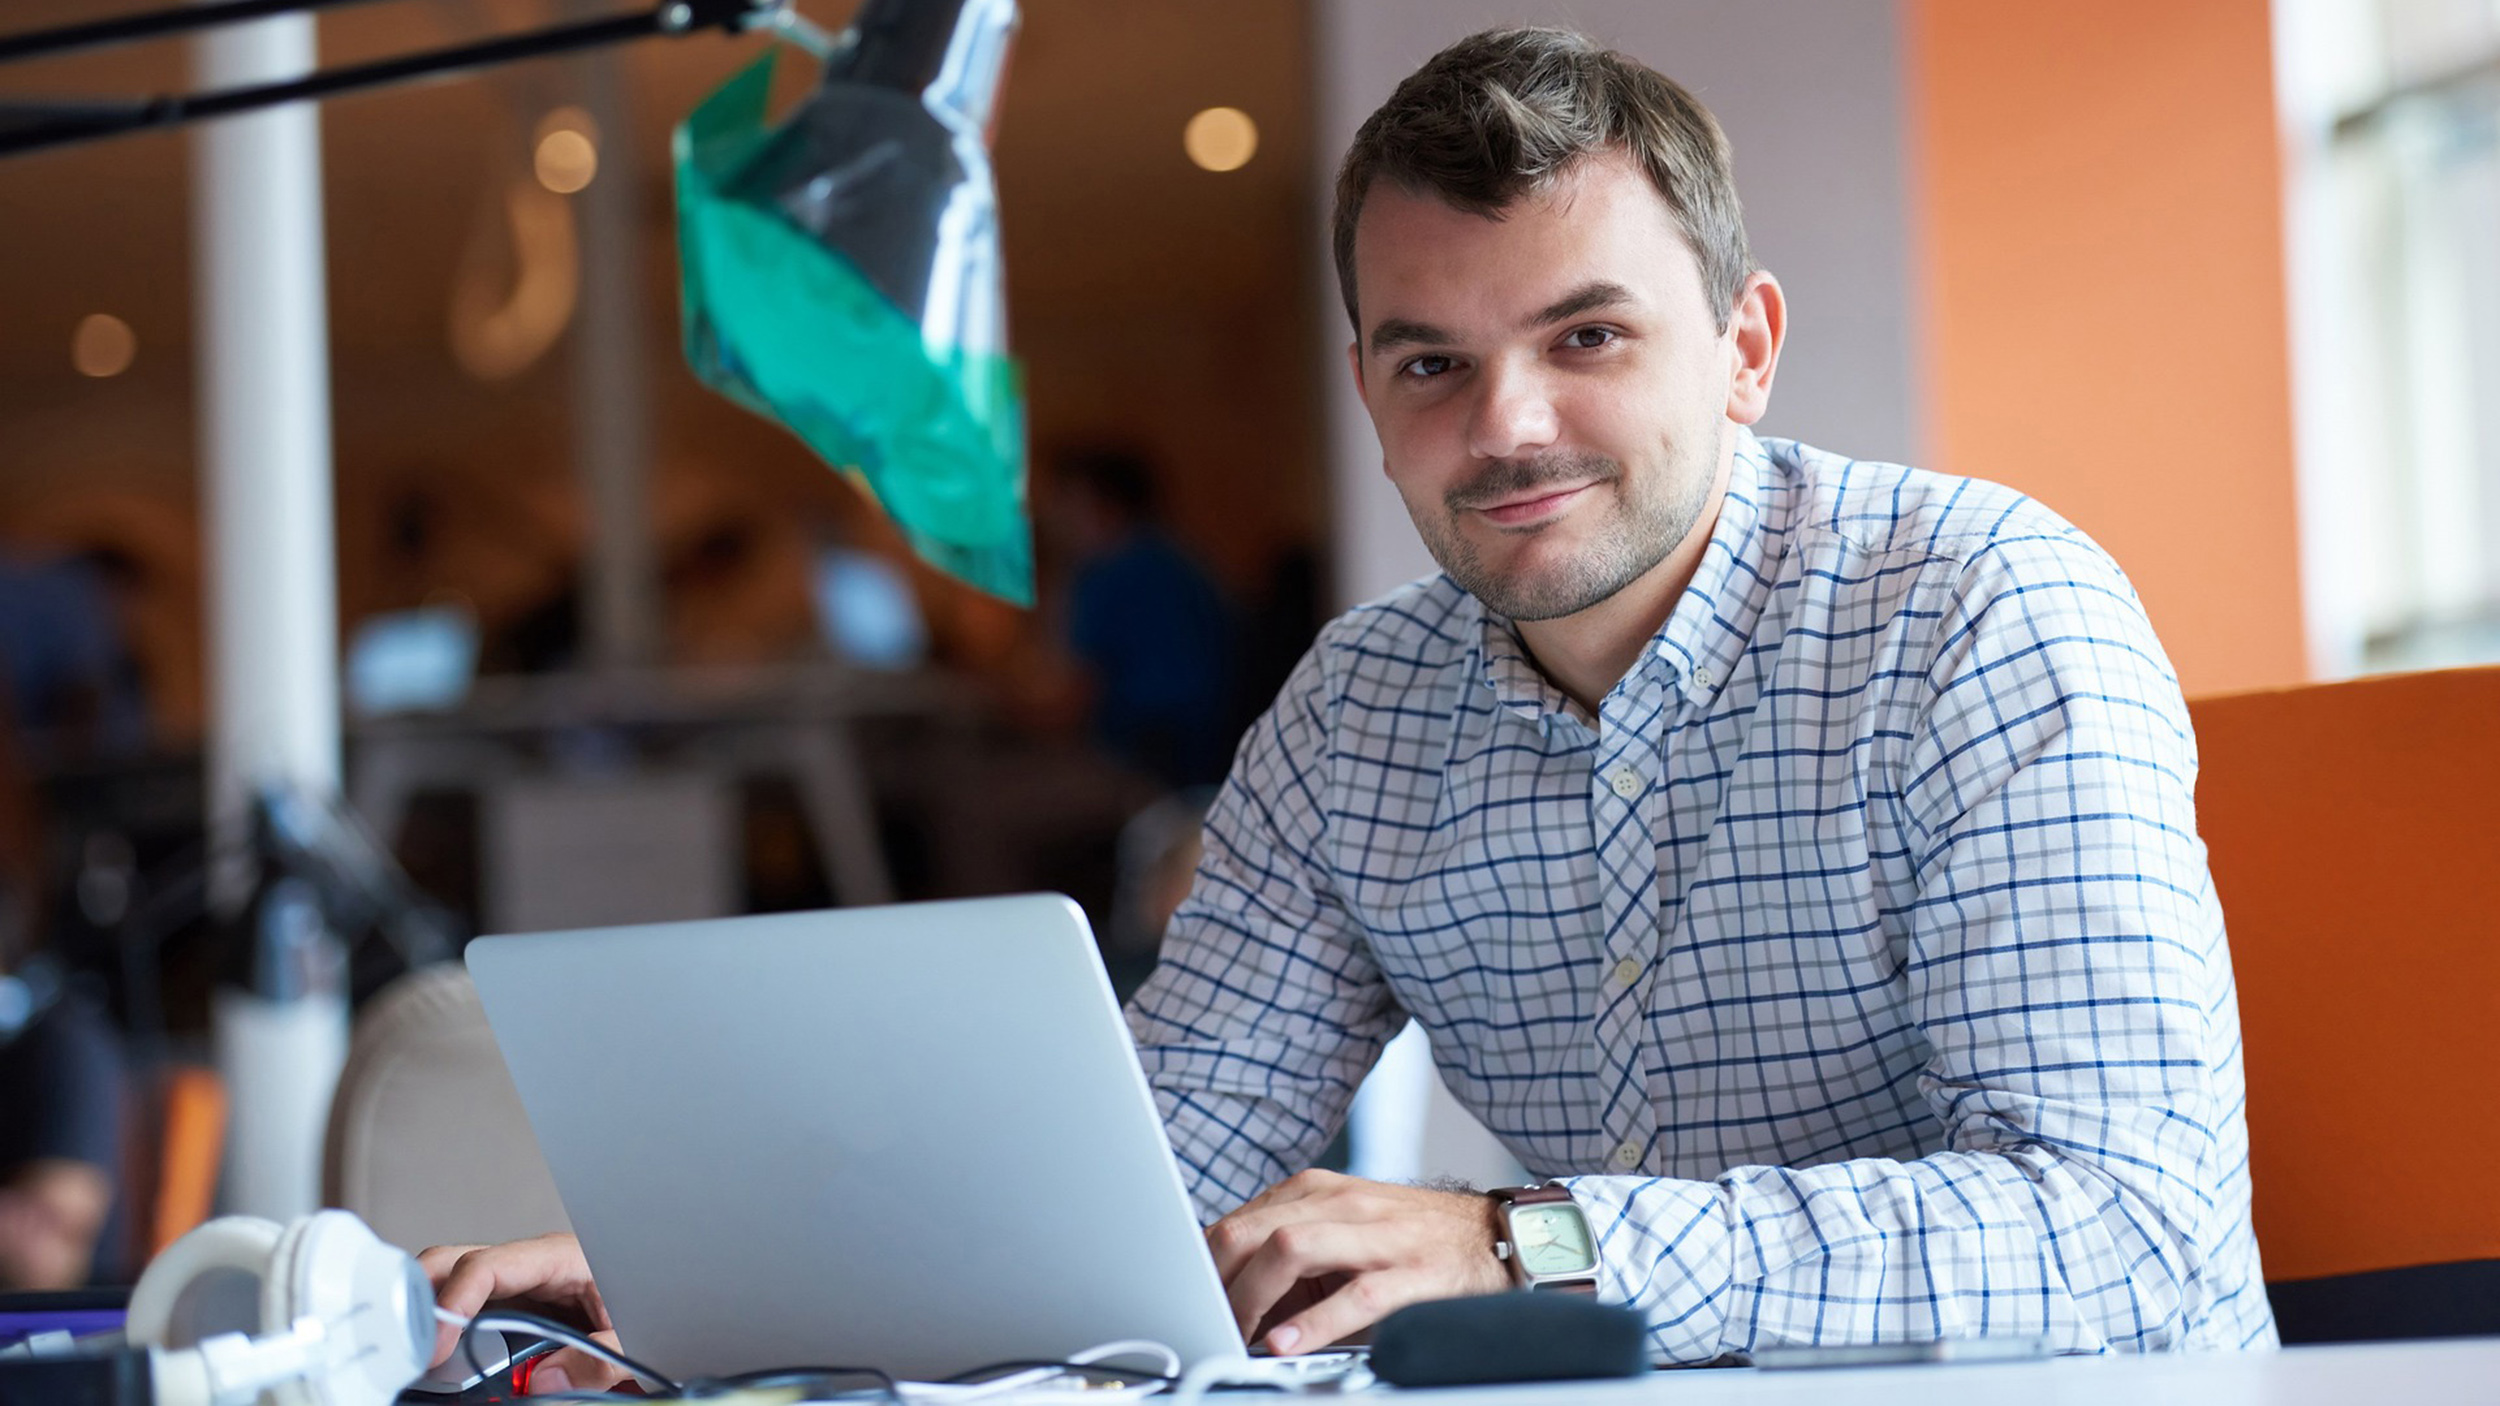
[124,1210,433,1406]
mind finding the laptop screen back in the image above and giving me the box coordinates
[466,895,1245,1380]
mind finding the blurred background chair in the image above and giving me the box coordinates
[321,963,568,1255]
[132,1062,223,1266]
[2190,664,2500,1342]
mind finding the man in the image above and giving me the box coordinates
[426,28,2273,1385]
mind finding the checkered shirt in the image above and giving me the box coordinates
[1126,430,2277,1360]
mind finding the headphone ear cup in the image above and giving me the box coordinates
[263,1210,433,1406]
[127,1216,288,1350]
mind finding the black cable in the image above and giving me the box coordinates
[690,1364,903,1400]
[438,1320,1181,1403]
[463,1309,680,1396]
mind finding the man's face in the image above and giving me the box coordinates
[1349,151,1740,623]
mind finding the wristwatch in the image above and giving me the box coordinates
[1488,1184,1599,1293]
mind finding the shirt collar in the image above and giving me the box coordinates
[1646,427,1782,713]
[1466,428,1787,725]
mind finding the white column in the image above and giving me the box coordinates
[192,9,348,1223]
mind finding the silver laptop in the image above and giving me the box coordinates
[465,894,1248,1381]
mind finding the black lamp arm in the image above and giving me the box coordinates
[0,0,774,159]
[0,0,406,66]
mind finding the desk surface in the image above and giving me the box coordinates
[1378,1337,2500,1406]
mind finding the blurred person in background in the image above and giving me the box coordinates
[0,542,150,759]
[0,537,141,1290]
[0,688,121,1292]
[1045,446,1238,790]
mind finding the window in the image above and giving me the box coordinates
[2280,0,2500,674]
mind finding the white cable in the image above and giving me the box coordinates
[895,1339,1183,1405]
[1169,1355,1313,1406]
[1066,1340,1182,1379]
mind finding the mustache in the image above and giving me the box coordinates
[1445,452,1622,513]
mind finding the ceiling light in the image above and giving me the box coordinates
[534,127,598,194]
[71,313,135,377]
[1183,106,1257,172]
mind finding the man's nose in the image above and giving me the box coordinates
[1465,361,1560,461]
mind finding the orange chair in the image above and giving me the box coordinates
[144,1065,226,1258]
[109,1060,226,1277]
[2189,665,2500,1340]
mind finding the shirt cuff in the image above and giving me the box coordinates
[1552,1173,1739,1363]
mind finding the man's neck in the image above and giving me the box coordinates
[1514,449,1733,717]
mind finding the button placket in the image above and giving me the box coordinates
[1587,673,1667,1171]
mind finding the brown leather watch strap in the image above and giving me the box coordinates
[1492,1184,1574,1207]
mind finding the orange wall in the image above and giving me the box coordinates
[1909,0,2308,698]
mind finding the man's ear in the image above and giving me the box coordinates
[1345,339,1366,400]
[1723,271,1786,426]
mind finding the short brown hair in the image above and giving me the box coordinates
[1331,28,1755,334]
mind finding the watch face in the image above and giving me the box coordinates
[1511,1202,1597,1278]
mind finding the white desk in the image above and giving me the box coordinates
[1377,1338,2500,1405]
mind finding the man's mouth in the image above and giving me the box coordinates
[1472,482,1595,527]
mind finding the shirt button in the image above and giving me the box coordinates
[1611,1140,1643,1171]
[1605,765,1642,799]
[1692,668,1714,689]
[1610,957,1643,988]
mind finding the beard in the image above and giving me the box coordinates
[1408,430,1721,623]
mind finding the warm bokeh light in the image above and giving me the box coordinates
[71,313,136,377]
[534,128,598,194]
[533,107,600,194]
[1183,106,1258,172]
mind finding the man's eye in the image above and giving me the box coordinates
[1564,326,1617,350]
[1400,354,1456,379]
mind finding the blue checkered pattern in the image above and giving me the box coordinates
[1126,431,2276,1360]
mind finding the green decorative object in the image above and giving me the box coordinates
[673,14,1030,604]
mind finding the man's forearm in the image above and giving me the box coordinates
[1556,1138,2231,1363]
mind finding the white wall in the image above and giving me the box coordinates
[1311,0,1921,1183]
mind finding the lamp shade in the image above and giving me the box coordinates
[675,0,1030,603]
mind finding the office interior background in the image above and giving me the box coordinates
[0,0,2495,1296]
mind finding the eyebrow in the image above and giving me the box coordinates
[1367,317,1455,357]
[1365,280,1638,358]
[1531,280,1635,327]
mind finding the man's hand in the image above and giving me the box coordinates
[1205,1169,1511,1355]
[419,1233,628,1395]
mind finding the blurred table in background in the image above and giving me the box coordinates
[347,662,976,931]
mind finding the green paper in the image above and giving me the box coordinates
[674,50,1033,605]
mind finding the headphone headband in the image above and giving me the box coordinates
[128,1212,431,1406]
